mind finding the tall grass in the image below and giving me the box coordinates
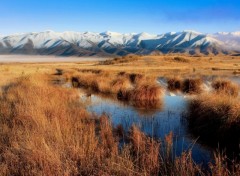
[173,56,190,63]
[167,77,182,91]
[166,77,203,94]
[0,76,239,175]
[182,78,203,94]
[70,71,160,102]
[212,79,239,96]
[187,93,240,151]
[111,77,133,94]
[99,55,140,65]
[129,73,145,84]
[128,84,163,101]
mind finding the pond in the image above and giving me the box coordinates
[81,91,213,166]
[62,74,240,167]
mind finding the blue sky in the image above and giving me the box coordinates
[0,0,240,35]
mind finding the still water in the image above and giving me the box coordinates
[82,92,213,165]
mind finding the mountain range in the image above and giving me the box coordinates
[0,30,240,56]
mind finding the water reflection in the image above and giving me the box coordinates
[82,91,212,165]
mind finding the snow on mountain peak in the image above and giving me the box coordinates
[182,30,202,35]
[100,31,122,37]
[231,31,240,36]
[0,30,239,56]
[215,31,240,36]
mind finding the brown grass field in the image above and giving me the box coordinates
[0,55,239,175]
[188,93,240,152]
[1,54,239,87]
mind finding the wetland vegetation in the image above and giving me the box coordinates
[0,55,239,175]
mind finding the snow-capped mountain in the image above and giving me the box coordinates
[0,30,239,56]
[210,32,240,51]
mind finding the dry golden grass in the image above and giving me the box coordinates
[167,77,204,94]
[128,125,160,175]
[0,55,239,175]
[188,93,240,150]
[173,56,190,63]
[212,79,239,96]
[91,78,112,93]
[182,78,203,94]
[99,55,140,65]
[128,73,145,84]
[0,75,162,175]
[0,74,239,175]
[167,76,182,91]
[69,70,162,103]
[131,99,163,111]
[0,75,93,175]
[128,84,163,101]
[0,54,239,89]
[71,71,124,94]
[111,77,133,94]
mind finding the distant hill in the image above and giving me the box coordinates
[0,30,240,56]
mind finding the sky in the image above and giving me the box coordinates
[0,0,240,35]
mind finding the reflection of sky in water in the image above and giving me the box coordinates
[230,76,240,85]
[86,93,212,165]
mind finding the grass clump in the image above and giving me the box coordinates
[167,77,203,94]
[99,55,140,65]
[91,78,112,93]
[173,56,190,63]
[212,79,239,96]
[167,77,182,91]
[187,93,240,151]
[111,77,133,94]
[71,73,96,88]
[128,84,162,101]
[182,78,203,94]
[129,73,145,84]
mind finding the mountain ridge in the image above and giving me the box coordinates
[0,30,240,56]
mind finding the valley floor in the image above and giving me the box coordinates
[0,54,239,175]
[0,55,105,63]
